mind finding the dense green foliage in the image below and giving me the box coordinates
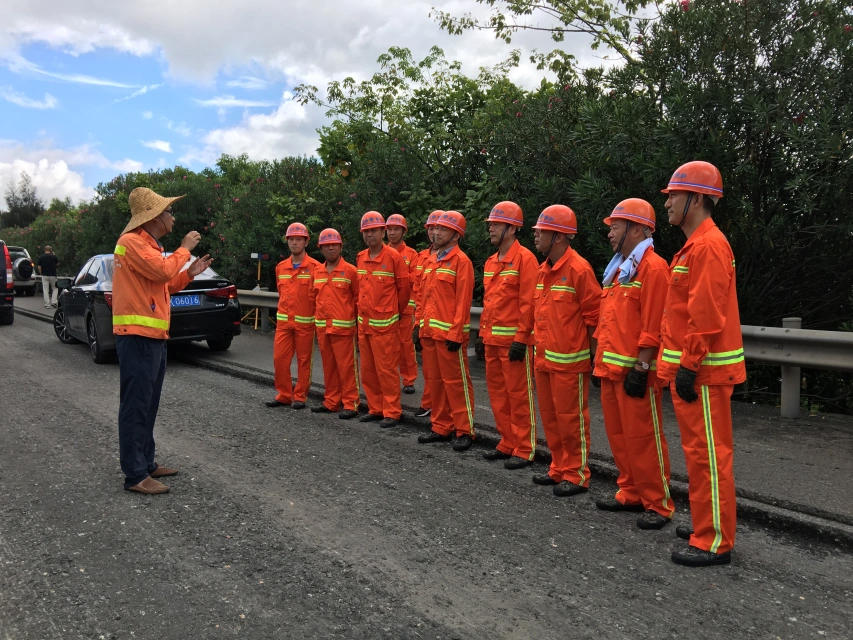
[1,0,850,409]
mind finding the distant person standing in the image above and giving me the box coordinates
[113,188,212,495]
[37,245,60,308]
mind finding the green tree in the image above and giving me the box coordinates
[2,172,46,228]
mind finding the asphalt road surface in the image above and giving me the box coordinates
[1,313,851,640]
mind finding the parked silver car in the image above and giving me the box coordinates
[7,246,36,296]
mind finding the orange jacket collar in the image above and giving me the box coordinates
[682,217,717,251]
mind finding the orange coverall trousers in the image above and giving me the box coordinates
[398,315,418,387]
[485,344,536,460]
[671,383,736,554]
[600,379,673,517]
[317,332,360,412]
[273,327,314,404]
[421,336,475,437]
[359,331,402,419]
[535,370,591,486]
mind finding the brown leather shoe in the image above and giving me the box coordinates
[127,476,170,494]
[150,465,178,478]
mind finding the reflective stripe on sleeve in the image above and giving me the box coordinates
[113,314,169,330]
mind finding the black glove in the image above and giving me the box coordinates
[675,365,699,403]
[508,341,527,362]
[590,374,601,388]
[623,368,649,398]
[475,337,485,359]
[412,325,422,352]
[446,339,462,352]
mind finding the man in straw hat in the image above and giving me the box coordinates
[113,187,212,495]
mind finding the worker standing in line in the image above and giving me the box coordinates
[531,205,601,497]
[411,210,444,418]
[477,201,538,470]
[659,161,746,567]
[415,211,476,452]
[593,199,673,529]
[266,223,320,411]
[386,214,419,395]
[312,228,360,420]
[356,212,411,428]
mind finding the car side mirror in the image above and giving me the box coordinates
[56,278,73,290]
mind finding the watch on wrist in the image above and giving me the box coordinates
[635,360,650,371]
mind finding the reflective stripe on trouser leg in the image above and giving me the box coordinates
[422,337,452,436]
[536,370,590,485]
[398,315,418,386]
[292,329,315,403]
[317,331,342,410]
[328,334,359,412]
[360,331,402,419]
[534,369,563,482]
[600,378,643,505]
[273,327,296,402]
[671,383,736,554]
[486,344,535,459]
[358,333,381,416]
[485,344,515,455]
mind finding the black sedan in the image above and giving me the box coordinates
[53,253,242,363]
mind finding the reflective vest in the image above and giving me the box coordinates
[314,259,359,336]
[356,244,410,335]
[480,240,538,346]
[275,254,320,331]
[593,247,668,382]
[658,218,746,385]
[533,247,601,373]
[112,229,192,340]
[420,245,474,343]
[389,241,418,316]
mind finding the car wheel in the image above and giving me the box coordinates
[54,307,80,344]
[0,309,13,326]
[206,336,233,351]
[87,315,114,364]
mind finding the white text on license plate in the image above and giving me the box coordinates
[171,294,201,308]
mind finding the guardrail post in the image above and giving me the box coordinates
[261,307,270,333]
[780,317,802,419]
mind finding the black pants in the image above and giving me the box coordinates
[117,335,167,488]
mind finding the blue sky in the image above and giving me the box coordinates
[0,1,603,205]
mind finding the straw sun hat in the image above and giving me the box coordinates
[121,187,186,235]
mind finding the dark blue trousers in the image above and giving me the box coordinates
[117,335,167,489]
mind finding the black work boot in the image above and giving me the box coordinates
[676,525,694,541]
[637,510,671,530]
[596,497,645,512]
[532,474,558,486]
[359,413,383,423]
[378,418,399,428]
[452,435,473,451]
[504,456,531,470]
[483,449,511,461]
[553,481,588,497]
[311,405,335,413]
[338,409,358,420]
[418,431,453,444]
[671,546,731,567]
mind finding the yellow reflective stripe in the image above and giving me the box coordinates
[536,283,544,290]
[650,391,672,514]
[428,319,451,330]
[407,300,416,307]
[424,268,433,274]
[114,245,126,256]
[419,319,425,328]
[277,313,289,321]
[332,277,351,284]
[483,271,494,277]
[463,324,471,332]
[371,271,395,277]
[550,285,575,293]
[702,386,724,553]
[544,348,590,364]
[673,265,689,273]
[294,315,315,324]
[113,314,169,330]
[415,265,424,271]
[315,319,326,327]
[662,348,681,364]
[490,326,518,335]
[604,283,615,289]
[357,269,368,275]
[619,281,642,288]
[314,278,328,284]
[435,268,456,276]
[331,319,357,328]
[278,274,292,279]
[459,348,475,435]
[602,351,637,368]
[352,336,361,411]
[501,270,519,276]
[525,349,536,460]
[577,373,588,485]
[662,348,744,366]
[296,274,312,279]
[368,314,399,327]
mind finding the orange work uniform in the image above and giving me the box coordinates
[480,240,538,460]
[113,230,193,338]
[413,247,435,410]
[658,217,746,555]
[273,254,321,404]
[593,247,673,517]
[314,259,360,412]
[534,248,601,485]
[420,245,476,437]
[356,244,411,419]
[390,241,419,387]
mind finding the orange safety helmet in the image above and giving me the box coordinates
[425,210,444,228]
[661,161,723,200]
[487,201,523,227]
[435,210,466,236]
[285,222,310,239]
[386,214,408,230]
[317,228,343,245]
[360,211,386,231]
[603,198,656,232]
[532,205,578,235]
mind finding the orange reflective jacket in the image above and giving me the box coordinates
[658,218,746,385]
[390,241,418,316]
[593,247,668,382]
[413,247,434,323]
[480,240,538,346]
[314,259,359,336]
[533,247,601,373]
[356,244,411,335]
[420,245,474,343]
[275,254,320,332]
[113,229,193,340]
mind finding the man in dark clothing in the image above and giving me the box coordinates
[37,245,60,308]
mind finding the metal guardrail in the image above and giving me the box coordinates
[239,291,852,418]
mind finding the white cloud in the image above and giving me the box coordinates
[114,83,161,103]
[141,139,172,153]
[0,87,57,109]
[0,157,92,204]
[226,76,268,91]
[142,110,153,119]
[165,120,193,137]
[195,95,276,108]
[2,51,139,87]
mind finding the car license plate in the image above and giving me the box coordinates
[171,294,201,308]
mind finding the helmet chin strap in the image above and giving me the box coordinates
[158,216,169,233]
[679,193,694,227]
[614,221,632,254]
